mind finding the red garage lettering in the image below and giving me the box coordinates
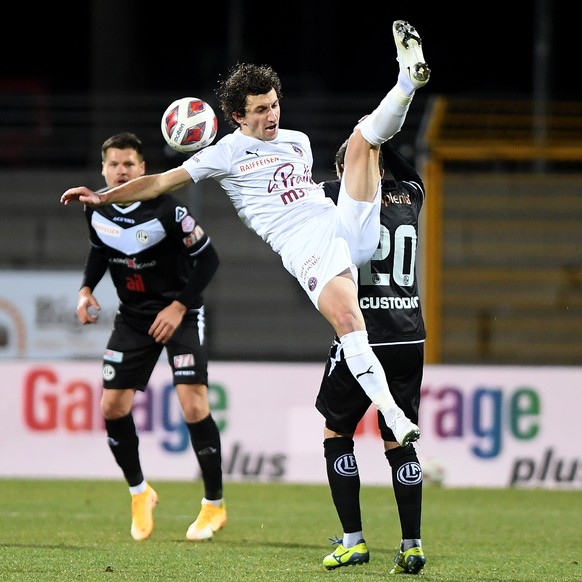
[23,367,99,431]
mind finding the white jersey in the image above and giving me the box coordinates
[182,128,332,253]
[182,128,381,307]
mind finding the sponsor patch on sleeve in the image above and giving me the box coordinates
[182,225,205,247]
[173,353,195,368]
[181,215,195,233]
[104,349,123,363]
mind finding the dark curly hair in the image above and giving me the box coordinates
[215,63,283,129]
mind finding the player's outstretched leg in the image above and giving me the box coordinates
[358,20,430,146]
[388,412,421,448]
[393,20,430,89]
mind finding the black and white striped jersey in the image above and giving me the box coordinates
[81,194,218,317]
[322,144,426,345]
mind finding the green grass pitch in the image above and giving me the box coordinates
[0,479,580,581]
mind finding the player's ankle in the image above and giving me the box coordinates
[397,73,417,97]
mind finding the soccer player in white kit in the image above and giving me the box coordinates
[61,21,430,447]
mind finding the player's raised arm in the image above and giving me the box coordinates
[60,167,192,206]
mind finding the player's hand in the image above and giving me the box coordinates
[149,301,187,344]
[77,289,101,325]
[61,187,101,206]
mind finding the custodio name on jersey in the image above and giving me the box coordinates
[360,296,420,310]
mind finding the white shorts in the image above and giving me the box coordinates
[280,182,381,308]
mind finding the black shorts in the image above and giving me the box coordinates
[102,308,208,390]
[315,341,424,441]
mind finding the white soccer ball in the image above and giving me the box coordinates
[422,457,446,486]
[160,97,218,153]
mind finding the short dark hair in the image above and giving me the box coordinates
[101,132,144,162]
[215,63,283,128]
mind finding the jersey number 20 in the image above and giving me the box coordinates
[359,224,417,287]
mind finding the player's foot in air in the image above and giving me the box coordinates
[130,483,158,540]
[323,537,370,570]
[393,20,430,88]
[186,499,227,541]
[389,544,426,575]
[389,411,421,447]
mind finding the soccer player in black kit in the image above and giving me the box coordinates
[75,132,226,542]
[318,140,426,574]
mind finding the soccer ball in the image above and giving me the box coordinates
[160,97,218,154]
[422,457,446,486]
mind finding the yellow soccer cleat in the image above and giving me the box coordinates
[186,500,227,541]
[130,483,158,541]
[323,537,370,570]
[390,544,426,575]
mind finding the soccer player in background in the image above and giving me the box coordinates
[75,132,226,541]
[61,21,430,451]
[318,139,427,574]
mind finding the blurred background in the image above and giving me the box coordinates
[1,0,581,365]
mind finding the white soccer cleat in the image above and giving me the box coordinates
[389,412,421,447]
[393,20,430,88]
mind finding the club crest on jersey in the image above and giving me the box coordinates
[174,354,195,368]
[291,143,304,157]
[102,364,116,381]
[308,277,318,291]
[136,230,149,243]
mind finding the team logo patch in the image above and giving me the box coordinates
[136,230,149,243]
[102,364,116,381]
[333,453,358,477]
[181,215,195,233]
[175,206,188,222]
[396,461,423,485]
[308,277,318,291]
[174,353,195,368]
[103,349,123,363]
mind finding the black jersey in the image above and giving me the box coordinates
[81,194,218,317]
[322,144,426,344]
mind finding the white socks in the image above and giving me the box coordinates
[340,330,398,415]
[129,481,147,495]
[344,531,364,548]
[359,76,415,147]
[202,497,224,507]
